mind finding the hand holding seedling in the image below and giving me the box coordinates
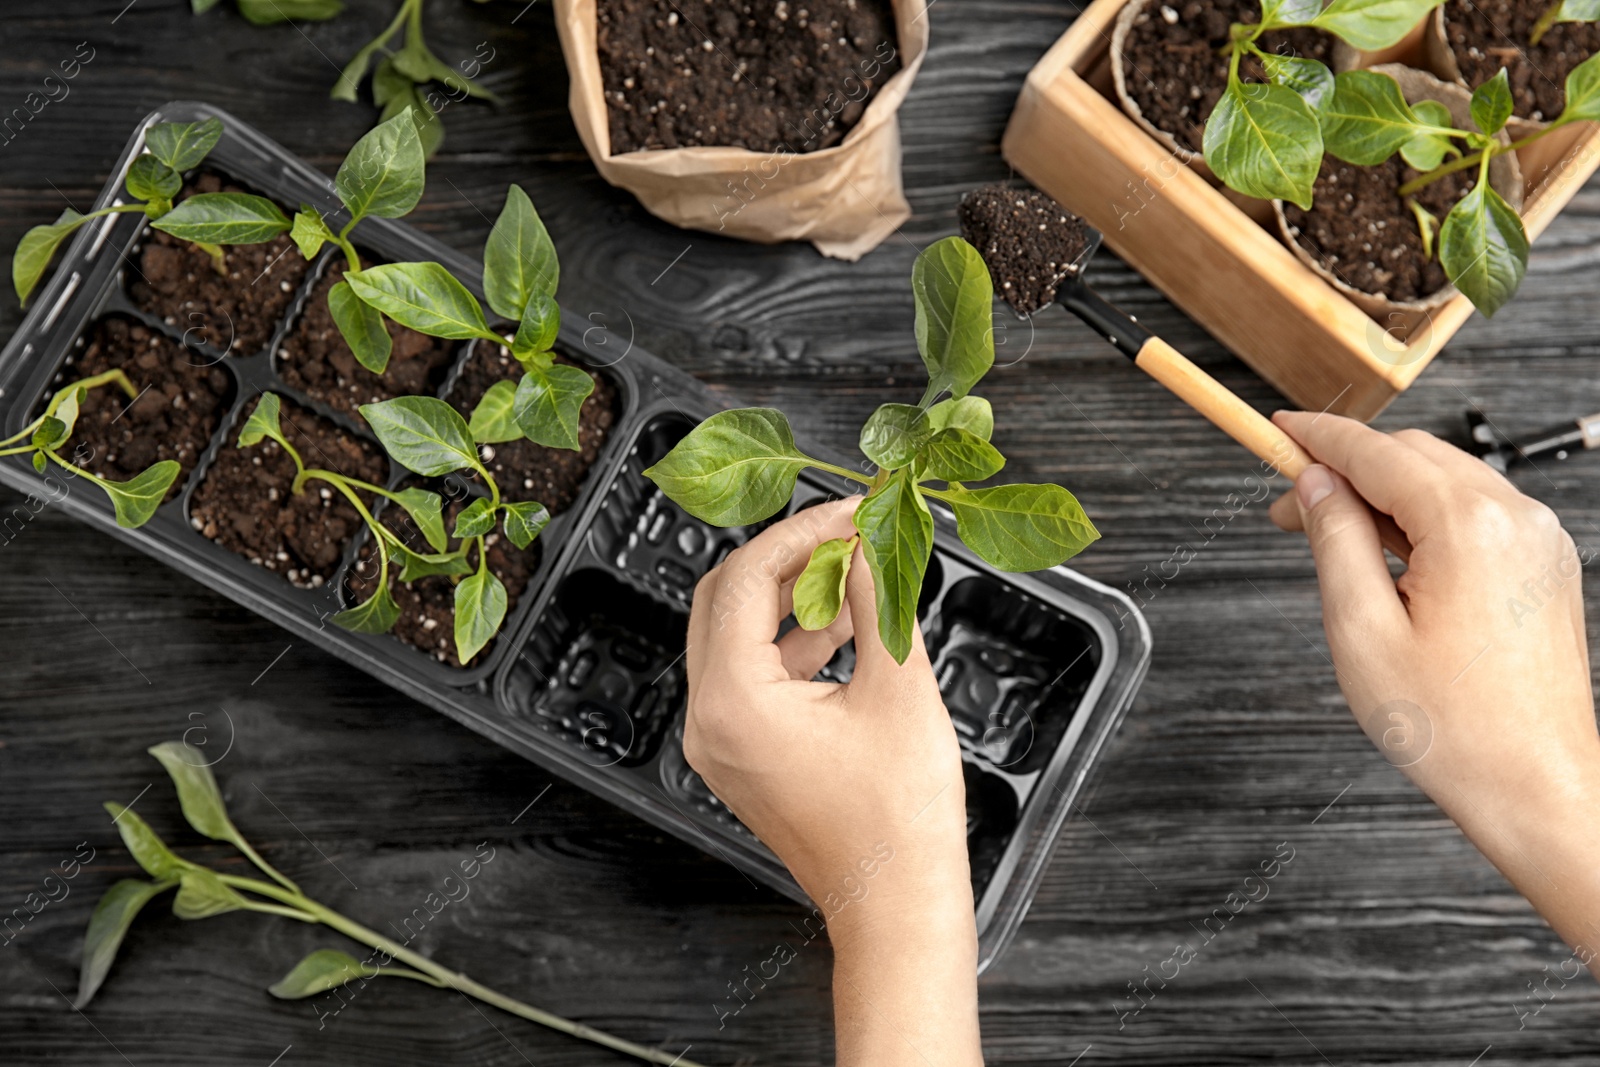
[1270,411,1600,975]
[683,499,983,1067]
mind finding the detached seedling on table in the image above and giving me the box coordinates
[643,237,1100,664]
[233,392,546,663]
[81,741,705,1067]
[144,108,593,451]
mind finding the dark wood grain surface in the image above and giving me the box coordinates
[3,1,1599,1064]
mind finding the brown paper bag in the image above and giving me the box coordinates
[554,0,929,260]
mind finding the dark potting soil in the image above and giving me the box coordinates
[1281,155,1474,303]
[447,343,618,511]
[345,487,540,669]
[189,395,389,588]
[128,172,308,357]
[596,0,901,153]
[276,259,460,424]
[1120,0,1334,153]
[41,317,233,501]
[1445,0,1600,122]
[958,185,1093,316]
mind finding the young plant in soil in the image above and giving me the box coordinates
[236,392,547,665]
[13,117,227,306]
[149,108,592,451]
[1317,59,1600,313]
[643,237,1100,664]
[0,374,179,527]
[1531,0,1600,46]
[82,741,706,1067]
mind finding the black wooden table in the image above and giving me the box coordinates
[3,2,1598,1064]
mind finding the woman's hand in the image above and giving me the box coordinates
[1272,411,1600,969]
[685,497,982,1066]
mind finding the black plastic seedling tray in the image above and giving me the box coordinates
[0,102,1152,972]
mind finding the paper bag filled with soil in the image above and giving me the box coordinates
[555,0,928,260]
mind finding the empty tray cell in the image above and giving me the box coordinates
[504,569,686,767]
[965,761,1020,898]
[128,171,309,357]
[32,316,235,503]
[929,576,1101,776]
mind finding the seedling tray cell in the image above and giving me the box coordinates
[0,102,1151,973]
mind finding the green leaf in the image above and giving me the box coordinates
[344,262,493,340]
[269,949,377,999]
[1259,52,1336,111]
[335,109,426,221]
[192,240,226,272]
[360,395,479,476]
[392,542,474,582]
[145,117,223,172]
[379,80,445,158]
[126,156,181,203]
[942,483,1100,572]
[237,0,343,24]
[147,741,238,843]
[925,395,993,440]
[329,280,393,374]
[1321,70,1432,166]
[1561,52,1600,123]
[290,208,334,260]
[455,565,507,664]
[1471,68,1514,135]
[172,868,247,920]
[643,408,814,526]
[501,500,549,549]
[484,184,559,320]
[1259,0,1324,25]
[512,293,560,360]
[333,34,389,103]
[1205,79,1323,208]
[852,471,933,665]
[103,802,188,881]
[14,208,86,305]
[32,451,47,474]
[1312,0,1446,50]
[391,487,448,552]
[1439,175,1528,317]
[912,237,995,400]
[468,379,521,443]
[793,536,856,631]
[1556,0,1600,20]
[75,879,176,1009]
[51,386,83,440]
[334,581,402,633]
[393,39,500,103]
[192,0,223,13]
[33,416,68,452]
[238,392,290,450]
[512,364,594,451]
[452,497,496,539]
[100,461,180,528]
[919,428,1005,484]
[859,403,932,471]
[1400,99,1458,170]
[152,193,291,245]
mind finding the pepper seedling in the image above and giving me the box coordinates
[643,236,1100,665]
[235,392,546,665]
[0,373,180,528]
[1530,0,1600,45]
[81,740,705,1066]
[13,117,227,306]
[1201,0,1450,207]
[1317,57,1600,314]
[143,109,591,452]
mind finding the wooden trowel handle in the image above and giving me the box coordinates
[1134,336,1413,563]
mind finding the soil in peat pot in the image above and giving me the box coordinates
[189,395,389,589]
[1445,0,1600,122]
[276,260,460,424]
[1281,156,1476,303]
[597,0,901,153]
[345,486,540,668]
[129,173,308,357]
[37,317,233,501]
[446,343,618,511]
[1120,0,1334,153]
[957,185,1093,316]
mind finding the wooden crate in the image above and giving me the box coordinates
[1001,0,1600,420]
